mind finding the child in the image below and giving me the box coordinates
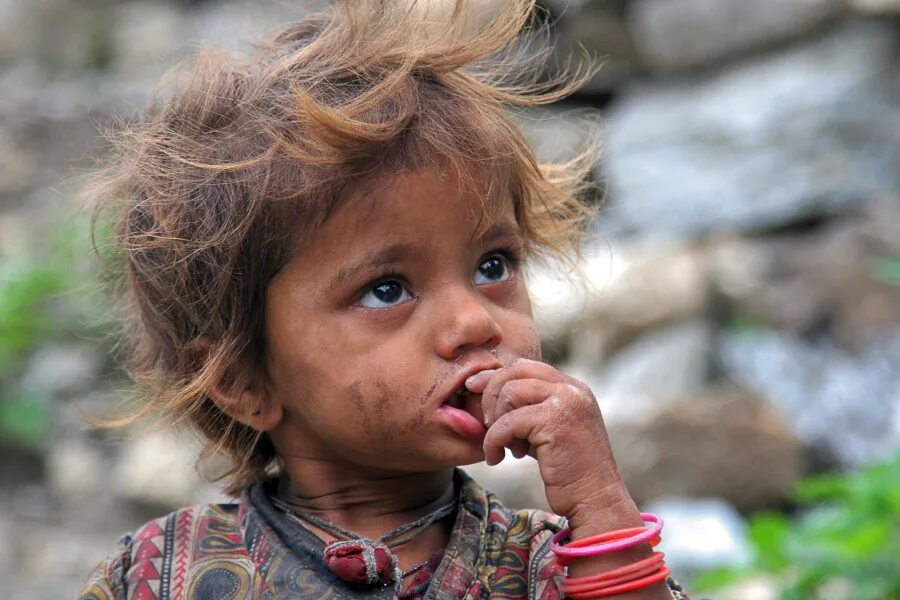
[78,1,695,598]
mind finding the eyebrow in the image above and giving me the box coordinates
[476,221,521,245]
[327,221,522,294]
[328,243,413,293]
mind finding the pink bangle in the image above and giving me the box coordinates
[550,512,663,558]
[554,529,660,568]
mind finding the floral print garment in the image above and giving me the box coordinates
[77,470,692,599]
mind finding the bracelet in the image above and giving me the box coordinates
[562,551,665,591]
[554,528,660,568]
[550,513,663,558]
[564,561,662,593]
[563,566,672,599]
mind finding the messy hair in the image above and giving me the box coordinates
[84,0,599,495]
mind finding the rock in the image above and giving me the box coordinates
[0,508,12,573]
[543,0,642,93]
[629,0,844,72]
[186,1,317,53]
[0,126,36,199]
[583,319,715,422]
[642,496,751,576]
[19,345,104,396]
[850,0,900,14]
[111,2,186,77]
[46,437,105,499]
[603,20,900,238]
[10,483,54,521]
[721,328,900,468]
[463,453,550,512]
[710,210,900,350]
[0,0,28,66]
[516,106,599,166]
[605,384,804,512]
[529,239,709,358]
[113,428,228,509]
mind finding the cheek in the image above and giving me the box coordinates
[503,309,541,362]
[341,374,429,443]
[520,323,542,362]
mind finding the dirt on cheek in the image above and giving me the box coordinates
[520,324,542,361]
[346,381,372,434]
[344,378,427,444]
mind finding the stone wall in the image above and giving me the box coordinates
[1,1,898,597]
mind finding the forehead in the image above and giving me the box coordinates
[274,168,520,289]
[329,167,516,241]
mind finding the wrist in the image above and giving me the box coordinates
[566,483,642,539]
[560,487,672,599]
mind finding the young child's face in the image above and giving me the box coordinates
[263,168,541,471]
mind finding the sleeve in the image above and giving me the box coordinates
[75,534,133,600]
[523,512,706,600]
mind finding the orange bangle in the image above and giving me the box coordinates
[563,566,671,599]
[562,551,665,592]
[564,561,662,594]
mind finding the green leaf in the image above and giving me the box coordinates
[0,392,51,447]
[748,513,791,571]
[692,567,747,592]
[871,257,900,286]
[794,473,849,503]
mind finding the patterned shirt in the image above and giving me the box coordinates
[77,470,692,599]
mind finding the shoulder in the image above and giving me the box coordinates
[76,502,245,600]
[461,474,566,599]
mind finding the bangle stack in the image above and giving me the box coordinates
[550,513,669,599]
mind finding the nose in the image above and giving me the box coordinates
[434,286,503,361]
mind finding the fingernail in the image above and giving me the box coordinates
[466,369,496,387]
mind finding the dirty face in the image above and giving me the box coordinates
[263,168,541,471]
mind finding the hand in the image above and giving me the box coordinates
[464,358,638,532]
[466,358,671,598]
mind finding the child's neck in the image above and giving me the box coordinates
[276,460,457,541]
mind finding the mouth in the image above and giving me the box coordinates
[435,364,498,439]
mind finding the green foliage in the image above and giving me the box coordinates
[725,312,765,333]
[0,216,115,446]
[0,390,51,446]
[871,257,900,287]
[696,451,900,600]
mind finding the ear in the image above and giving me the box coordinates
[188,339,284,432]
[207,383,283,433]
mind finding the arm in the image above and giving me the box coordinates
[467,359,675,599]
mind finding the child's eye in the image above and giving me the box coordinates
[357,279,414,309]
[474,252,514,285]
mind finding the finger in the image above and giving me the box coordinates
[483,403,550,466]
[468,360,566,424]
[465,358,562,394]
[485,378,558,426]
[509,439,531,459]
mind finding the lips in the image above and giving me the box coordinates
[437,362,501,409]
[435,362,500,439]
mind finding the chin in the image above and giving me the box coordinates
[441,444,486,469]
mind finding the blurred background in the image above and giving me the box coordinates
[1,1,898,598]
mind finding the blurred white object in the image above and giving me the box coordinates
[643,496,751,574]
[463,453,550,512]
[113,429,228,508]
[722,328,900,467]
[46,437,105,499]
